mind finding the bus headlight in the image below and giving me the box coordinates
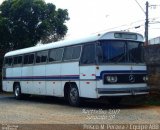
[143,76,148,81]
[106,75,118,83]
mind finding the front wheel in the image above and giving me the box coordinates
[14,84,22,100]
[68,85,80,107]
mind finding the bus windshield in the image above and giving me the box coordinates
[96,40,144,64]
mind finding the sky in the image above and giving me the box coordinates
[0,0,160,40]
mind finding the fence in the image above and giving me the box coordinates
[144,44,160,93]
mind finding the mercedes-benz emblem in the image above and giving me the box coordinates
[129,74,135,82]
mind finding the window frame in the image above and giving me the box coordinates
[23,53,35,66]
[4,57,13,67]
[63,45,82,62]
[48,47,64,63]
[80,42,96,65]
[35,50,48,65]
[13,55,23,67]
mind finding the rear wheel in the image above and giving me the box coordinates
[14,84,22,100]
[68,85,80,107]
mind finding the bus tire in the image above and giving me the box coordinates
[68,84,80,107]
[14,83,22,100]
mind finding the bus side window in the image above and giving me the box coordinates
[4,57,13,67]
[24,55,29,64]
[18,56,22,64]
[36,51,48,64]
[13,56,22,66]
[28,54,34,64]
[8,57,13,66]
[49,48,63,62]
[4,58,8,66]
[72,46,81,59]
[63,47,73,60]
[4,57,8,66]
[63,46,81,61]
[80,44,95,64]
[24,54,34,65]
[13,57,18,65]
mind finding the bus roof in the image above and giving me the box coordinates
[5,31,144,57]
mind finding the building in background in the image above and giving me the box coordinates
[149,37,160,44]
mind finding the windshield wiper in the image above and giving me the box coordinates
[114,52,127,63]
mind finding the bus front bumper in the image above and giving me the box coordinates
[97,86,150,96]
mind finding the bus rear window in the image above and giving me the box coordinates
[4,57,13,67]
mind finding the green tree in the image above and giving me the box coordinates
[0,15,11,52]
[0,0,69,50]
[0,0,69,91]
[0,15,11,91]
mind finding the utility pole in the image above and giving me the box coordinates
[145,1,149,45]
[134,0,149,45]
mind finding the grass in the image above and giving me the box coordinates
[121,92,160,106]
[144,94,160,106]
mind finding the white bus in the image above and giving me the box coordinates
[2,31,149,106]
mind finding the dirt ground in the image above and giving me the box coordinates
[0,93,159,130]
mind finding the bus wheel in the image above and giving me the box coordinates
[14,84,22,100]
[68,85,80,107]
